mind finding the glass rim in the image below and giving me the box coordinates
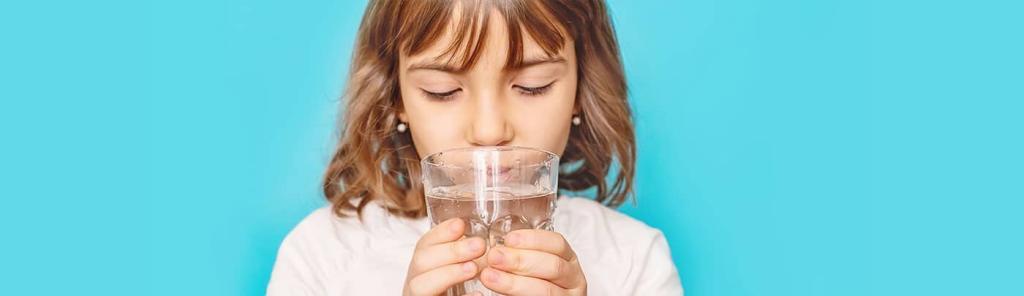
[420,145,560,168]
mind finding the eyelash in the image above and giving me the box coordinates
[514,81,556,96]
[420,81,556,101]
[421,89,460,101]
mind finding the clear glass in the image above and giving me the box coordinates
[421,146,559,296]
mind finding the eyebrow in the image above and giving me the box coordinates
[516,56,566,69]
[407,56,567,73]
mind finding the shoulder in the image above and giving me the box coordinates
[277,202,418,258]
[554,196,668,262]
[280,206,369,252]
[271,206,372,268]
[266,206,374,294]
[555,196,684,295]
[555,196,664,241]
[268,204,423,295]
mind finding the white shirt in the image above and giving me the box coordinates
[267,196,683,295]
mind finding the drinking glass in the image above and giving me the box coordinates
[422,146,559,295]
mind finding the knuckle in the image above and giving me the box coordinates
[414,250,438,268]
[557,240,577,260]
[547,284,563,296]
[554,233,571,249]
[450,240,468,258]
[502,249,519,268]
[448,264,464,277]
[549,258,566,275]
[448,240,460,254]
[514,229,535,241]
[410,256,426,272]
[557,244,570,255]
[407,278,427,296]
[415,235,432,249]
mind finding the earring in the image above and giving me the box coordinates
[396,122,408,133]
[571,115,581,126]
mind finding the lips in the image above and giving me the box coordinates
[484,166,515,182]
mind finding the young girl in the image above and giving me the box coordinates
[268,0,683,295]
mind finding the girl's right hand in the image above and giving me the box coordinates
[403,218,487,296]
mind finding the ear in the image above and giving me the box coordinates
[398,111,408,122]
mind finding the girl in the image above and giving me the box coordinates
[268,0,683,295]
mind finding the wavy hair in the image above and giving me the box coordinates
[323,0,635,218]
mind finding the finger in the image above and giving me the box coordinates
[407,261,478,296]
[487,246,582,289]
[416,218,466,248]
[480,267,566,296]
[461,292,483,296]
[504,229,576,261]
[409,237,486,274]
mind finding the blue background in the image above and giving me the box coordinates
[1,0,1021,295]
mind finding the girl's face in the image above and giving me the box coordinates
[397,10,578,159]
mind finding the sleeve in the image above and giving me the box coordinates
[266,230,325,296]
[632,230,685,295]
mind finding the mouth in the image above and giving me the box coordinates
[481,166,515,183]
[486,166,513,176]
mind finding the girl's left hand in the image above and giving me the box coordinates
[480,229,587,295]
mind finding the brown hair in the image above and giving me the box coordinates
[323,0,636,218]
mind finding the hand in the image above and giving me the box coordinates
[403,218,487,296]
[480,229,587,295]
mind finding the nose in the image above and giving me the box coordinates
[466,93,513,146]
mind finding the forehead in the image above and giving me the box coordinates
[396,0,571,71]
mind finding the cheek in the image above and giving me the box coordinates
[509,83,577,155]
[408,125,459,159]
[401,101,468,159]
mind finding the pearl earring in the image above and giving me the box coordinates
[571,115,581,126]
[396,122,407,133]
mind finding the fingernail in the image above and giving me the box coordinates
[482,268,500,283]
[462,261,476,274]
[505,233,519,246]
[490,248,504,265]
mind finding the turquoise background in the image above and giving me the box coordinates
[1,0,1021,295]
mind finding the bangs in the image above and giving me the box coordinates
[331,0,634,218]
[393,0,575,71]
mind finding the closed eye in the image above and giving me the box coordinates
[514,81,556,96]
[421,88,461,101]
